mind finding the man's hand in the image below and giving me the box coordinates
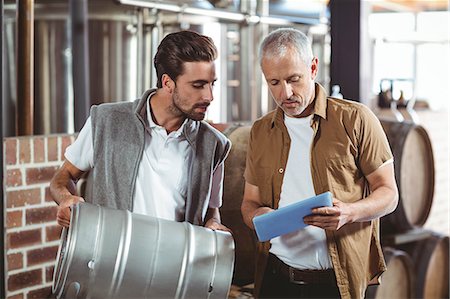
[303,198,353,231]
[57,195,85,227]
[50,160,87,227]
[303,163,399,230]
[204,218,232,233]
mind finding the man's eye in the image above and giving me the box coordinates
[270,80,279,86]
[289,76,300,83]
[193,84,204,89]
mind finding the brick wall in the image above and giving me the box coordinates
[4,135,74,299]
[2,111,449,297]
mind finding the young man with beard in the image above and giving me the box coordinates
[50,31,231,232]
[241,28,398,298]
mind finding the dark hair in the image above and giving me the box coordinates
[154,30,218,88]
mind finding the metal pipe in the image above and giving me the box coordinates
[1,0,6,295]
[70,0,90,131]
[238,0,256,121]
[16,0,34,135]
[116,0,323,25]
[135,8,143,96]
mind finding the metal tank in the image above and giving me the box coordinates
[2,0,329,135]
[52,202,235,299]
[3,0,143,136]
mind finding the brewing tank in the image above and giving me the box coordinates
[3,0,142,136]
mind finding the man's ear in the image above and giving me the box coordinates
[310,57,319,80]
[161,74,174,93]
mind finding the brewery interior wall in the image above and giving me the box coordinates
[1,0,449,298]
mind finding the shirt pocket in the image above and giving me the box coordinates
[325,156,358,195]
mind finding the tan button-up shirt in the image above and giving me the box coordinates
[244,83,393,299]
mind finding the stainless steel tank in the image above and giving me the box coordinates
[3,0,142,136]
[52,203,235,299]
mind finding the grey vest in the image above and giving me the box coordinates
[84,89,231,225]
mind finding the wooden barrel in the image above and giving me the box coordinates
[379,120,435,233]
[376,108,405,122]
[219,124,258,286]
[365,247,415,299]
[399,233,449,299]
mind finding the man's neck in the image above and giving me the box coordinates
[149,92,186,133]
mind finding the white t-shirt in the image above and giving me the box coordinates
[65,95,224,221]
[269,115,332,270]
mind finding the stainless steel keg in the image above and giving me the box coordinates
[52,203,235,299]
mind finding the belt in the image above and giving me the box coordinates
[268,253,336,285]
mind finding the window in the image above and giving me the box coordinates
[369,11,449,110]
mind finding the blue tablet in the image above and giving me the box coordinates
[252,191,333,242]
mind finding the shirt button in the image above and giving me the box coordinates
[278,168,284,174]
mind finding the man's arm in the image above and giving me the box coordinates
[204,207,231,233]
[241,182,274,230]
[204,162,231,233]
[304,162,399,230]
[50,160,86,227]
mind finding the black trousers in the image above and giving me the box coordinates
[259,254,341,299]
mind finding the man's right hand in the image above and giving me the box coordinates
[57,195,85,227]
[50,160,87,227]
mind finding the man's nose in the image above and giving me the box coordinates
[281,82,293,100]
[203,84,214,101]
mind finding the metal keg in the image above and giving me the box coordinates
[52,203,235,299]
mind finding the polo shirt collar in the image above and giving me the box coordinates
[146,93,193,138]
[134,89,199,146]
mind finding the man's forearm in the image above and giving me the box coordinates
[241,200,273,230]
[349,185,398,223]
[50,161,83,205]
[50,172,77,205]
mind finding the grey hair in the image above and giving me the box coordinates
[259,28,313,66]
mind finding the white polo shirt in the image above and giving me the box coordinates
[65,95,224,221]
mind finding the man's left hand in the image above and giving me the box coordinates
[303,198,353,230]
[204,219,232,233]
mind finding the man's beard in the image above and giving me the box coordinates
[171,88,210,121]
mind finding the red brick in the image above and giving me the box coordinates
[47,136,58,162]
[33,137,45,163]
[7,210,23,228]
[6,168,23,187]
[26,206,57,225]
[7,252,24,271]
[5,138,18,165]
[46,265,55,283]
[46,225,63,242]
[6,188,41,208]
[60,136,74,160]
[27,245,59,266]
[27,287,53,299]
[8,229,42,249]
[26,166,59,185]
[19,138,31,164]
[7,294,24,299]
[7,269,42,292]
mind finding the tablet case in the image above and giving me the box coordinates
[252,191,333,242]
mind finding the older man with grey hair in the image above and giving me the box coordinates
[241,28,398,299]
